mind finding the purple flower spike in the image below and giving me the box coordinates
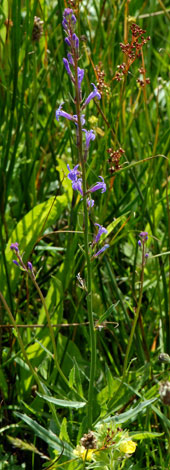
[90,176,106,194]
[77,67,84,89]
[10,242,19,252]
[94,223,108,243]
[72,178,83,195]
[63,58,72,77]
[13,260,20,267]
[82,129,95,149]
[87,198,94,208]
[67,164,80,182]
[56,104,75,123]
[94,244,110,258]
[84,83,101,107]
[27,261,33,271]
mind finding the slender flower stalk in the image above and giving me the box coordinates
[73,36,96,431]
[58,8,98,427]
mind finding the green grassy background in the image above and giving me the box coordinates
[0,0,170,468]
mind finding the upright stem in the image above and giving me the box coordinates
[74,53,96,428]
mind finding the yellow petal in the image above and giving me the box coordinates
[119,440,137,454]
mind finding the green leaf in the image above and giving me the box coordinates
[69,365,75,389]
[37,393,86,409]
[59,417,71,444]
[14,412,73,457]
[129,431,164,440]
[97,398,158,426]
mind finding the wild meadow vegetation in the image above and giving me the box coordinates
[0,0,170,468]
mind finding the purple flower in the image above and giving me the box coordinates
[84,83,101,107]
[93,244,110,258]
[27,261,33,271]
[63,8,73,17]
[67,164,80,182]
[87,198,94,208]
[82,129,95,149]
[138,240,142,247]
[77,67,84,89]
[63,58,73,78]
[140,231,148,241]
[94,223,108,243]
[71,14,76,25]
[56,104,76,123]
[67,53,74,65]
[72,33,79,49]
[72,178,83,195]
[73,114,85,126]
[62,18,68,31]
[65,37,71,46]
[13,260,20,267]
[10,242,19,252]
[145,253,149,258]
[90,176,106,194]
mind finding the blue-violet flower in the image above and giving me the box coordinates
[67,53,74,65]
[82,129,95,149]
[56,104,76,123]
[94,244,110,258]
[87,198,95,208]
[77,67,84,89]
[139,231,148,241]
[94,223,108,243]
[10,242,19,252]
[63,58,74,79]
[72,33,79,49]
[72,178,83,195]
[84,83,101,107]
[67,164,80,182]
[90,176,106,194]
[13,260,20,267]
[27,261,33,271]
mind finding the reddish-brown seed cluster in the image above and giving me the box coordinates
[102,428,116,448]
[94,62,110,96]
[114,23,150,81]
[136,67,150,87]
[107,147,125,173]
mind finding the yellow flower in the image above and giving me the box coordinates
[119,440,137,454]
[73,445,95,461]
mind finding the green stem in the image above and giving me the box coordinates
[0,290,59,426]
[73,52,96,428]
